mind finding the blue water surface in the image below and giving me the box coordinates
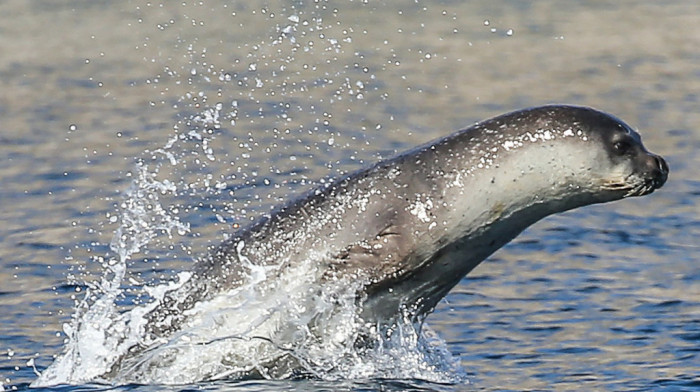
[1,1,699,391]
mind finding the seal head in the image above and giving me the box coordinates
[583,109,668,197]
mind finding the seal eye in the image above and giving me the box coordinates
[613,140,632,155]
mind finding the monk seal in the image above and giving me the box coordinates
[57,104,665,384]
[147,104,667,334]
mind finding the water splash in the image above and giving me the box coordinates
[32,160,190,387]
[35,202,463,386]
[105,262,463,385]
[32,131,465,385]
[33,1,467,387]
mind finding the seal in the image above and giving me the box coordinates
[33,106,669,386]
[150,104,668,334]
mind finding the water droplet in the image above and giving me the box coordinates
[68,124,77,132]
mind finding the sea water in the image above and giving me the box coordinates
[1,1,698,391]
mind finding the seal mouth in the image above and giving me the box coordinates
[602,176,665,198]
[625,178,659,197]
[600,180,641,197]
[604,154,669,198]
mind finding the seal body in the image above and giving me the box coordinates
[152,104,668,332]
[33,107,669,386]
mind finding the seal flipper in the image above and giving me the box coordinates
[325,224,414,282]
[321,222,434,329]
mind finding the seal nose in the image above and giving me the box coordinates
[650,154,669,189]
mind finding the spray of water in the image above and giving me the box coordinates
[32,97,464,386]
[31,157,190,386]
[33,2,467,387]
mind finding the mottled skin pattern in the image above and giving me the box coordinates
[149,105,668,335]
